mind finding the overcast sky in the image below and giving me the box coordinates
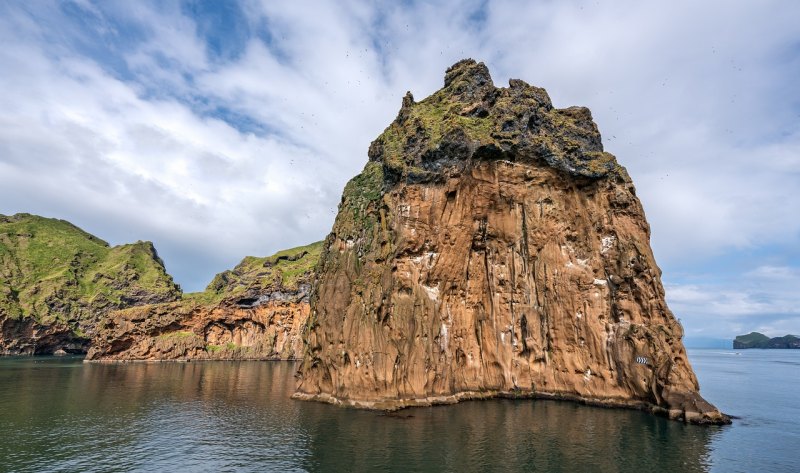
[0,0,798,339]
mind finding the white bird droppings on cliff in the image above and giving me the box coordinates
[422,283,439,301]
[601,236,616,254]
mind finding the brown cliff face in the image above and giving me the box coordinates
[293,60,729,425]
[85,242,321,362]
[84,298,309,361]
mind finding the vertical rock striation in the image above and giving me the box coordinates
[293,60,729,424]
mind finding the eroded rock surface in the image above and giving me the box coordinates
[293,60,730,425]
[86,242,321,361]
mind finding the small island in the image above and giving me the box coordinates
[733,332,800,349]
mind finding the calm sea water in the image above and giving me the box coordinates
[0,349,797,472]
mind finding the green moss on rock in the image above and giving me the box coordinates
[190,240,324,306]
[367,59,626,183]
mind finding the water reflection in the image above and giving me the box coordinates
[298,392,718,473]
[0,357,719,472]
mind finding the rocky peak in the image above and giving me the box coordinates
[442,59,495,100]
[368,59,618,186]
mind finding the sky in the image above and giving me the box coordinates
[0,0,798,340]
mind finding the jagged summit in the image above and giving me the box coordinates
[443,59,494,97]
[370,59,618,184]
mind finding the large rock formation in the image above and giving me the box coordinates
[86,242,321,361]
[0,214,180,355]
[293,60,730,424]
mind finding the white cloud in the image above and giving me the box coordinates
[0,0,798,338]
[667,265,800,337]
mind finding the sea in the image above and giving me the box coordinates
[0,348,797,472]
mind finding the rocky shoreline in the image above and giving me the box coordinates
[292,388,728,425]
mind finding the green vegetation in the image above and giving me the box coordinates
[734,332,800,349]
[369,59,624,181]
[199,240,323,305]
[156,330,194,340]
[0,213,180,330]
[376,87,497,175]
[339,162,385,236]
[204,342,247,355]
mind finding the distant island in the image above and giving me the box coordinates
[734,332,800,349]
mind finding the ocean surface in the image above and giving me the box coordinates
[0,349,797,472]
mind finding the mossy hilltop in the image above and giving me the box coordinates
[0,213,180,354]
[365,58,625,186]
[184,240,323,307]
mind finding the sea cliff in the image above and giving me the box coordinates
[0,214,180,355]
[293,60,730,425]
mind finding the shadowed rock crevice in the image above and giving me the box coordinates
[293,60,730,425]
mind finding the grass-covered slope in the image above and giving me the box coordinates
[734,332,800,349]
[188,240,323,306]
[0,213,181,354]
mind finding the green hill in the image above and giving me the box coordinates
[0,213,181,354]
[734,332,800,349]
[197,240,323,304]
[86,240,323,361]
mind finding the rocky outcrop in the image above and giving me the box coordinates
[84,298,309,361]
[0,214,181,355]
[734,332,800,349]
[85,242,321,361]
[293,60,730,425]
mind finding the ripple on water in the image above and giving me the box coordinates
[0,351,797,472]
